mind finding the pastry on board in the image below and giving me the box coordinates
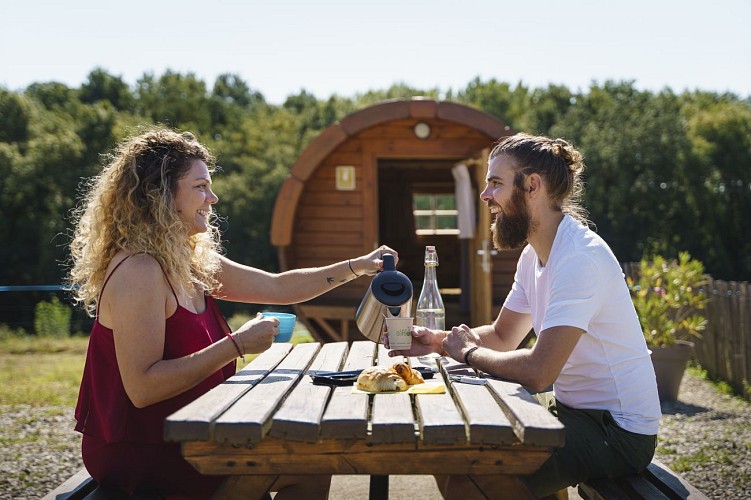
[355,362,425,392]
[391,362,425,385]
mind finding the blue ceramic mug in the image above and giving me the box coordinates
[262,312,296,342]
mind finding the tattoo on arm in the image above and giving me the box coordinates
[326,277,334,284]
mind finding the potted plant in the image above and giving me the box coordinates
[627,252,709,401]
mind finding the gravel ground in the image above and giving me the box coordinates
[654,372,751,498]
[1,370,749,499]
[0,406,83,499]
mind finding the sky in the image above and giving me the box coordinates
[1,0,749,104]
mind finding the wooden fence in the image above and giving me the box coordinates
[694,279,751,398]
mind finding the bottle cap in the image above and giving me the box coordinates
[424,246,439,265]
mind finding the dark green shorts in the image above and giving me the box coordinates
[523,399,657,497]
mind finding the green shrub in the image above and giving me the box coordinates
[627,252,708,348]
[33,297,72,338]
[0,324,26,340]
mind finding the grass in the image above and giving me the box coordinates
[687,362,739,397]
[670,449,713,472]
[0,335,88,407]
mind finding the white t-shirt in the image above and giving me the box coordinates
[503,215,661,435]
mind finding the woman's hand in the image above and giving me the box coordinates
[233,313,278,354]
[442,324,481,362]
[350,245,398,277]
[387,325,446,358]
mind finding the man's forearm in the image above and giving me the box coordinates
[464,347,548,391]
[472,324,522,352]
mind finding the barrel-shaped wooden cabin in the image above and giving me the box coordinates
[270,98,522,342]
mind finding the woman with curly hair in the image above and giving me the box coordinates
[69,127,394,499]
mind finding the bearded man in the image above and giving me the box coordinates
[389,133,660,498]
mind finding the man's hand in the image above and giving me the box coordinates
[387,325,445,358]
[442,324,482,362]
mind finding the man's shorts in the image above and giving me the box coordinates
[523,399,657,497]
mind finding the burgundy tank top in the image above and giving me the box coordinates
[74,255,235,444]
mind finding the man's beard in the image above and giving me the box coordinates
[490,187,533,250]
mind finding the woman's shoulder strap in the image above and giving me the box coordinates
[98,253,135,302]
[99,253,178,303]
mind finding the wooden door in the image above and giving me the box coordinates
[377,159,466,326]
[468,149,494,326]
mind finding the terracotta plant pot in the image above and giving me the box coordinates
[650,340,694,402]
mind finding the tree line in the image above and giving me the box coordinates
[1,69,749,329]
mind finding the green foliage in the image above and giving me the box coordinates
[552,83,693,261]
[354,82,440,108]
[458,78,529,130]
[212,73,265,109]
[24,81,78,111]
[33,297,72,338]
[683,93,751,280]
[0,89,32,142]
[2,70,750,330]
[627,252,708,347]
[0,324,27,341]
[136,70,213,134]
[80,67,135,111]
[522,85,575,135]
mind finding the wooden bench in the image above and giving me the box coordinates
[42,468,97,500]
[578,459,708,499]
[43,467,272,499]
[296,303,355,342]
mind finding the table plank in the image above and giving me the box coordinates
[450,382,516,445]
[164,343,293,442]
[213,343,320,445]
[414,389,466,445]
[485,378,565,447]
[371,343,415,443]
[182,439,552,476]
[371,392,415,443]
[269,342,348,442]
[344,340,379,370]
[404,354,467,444]
[320,341,376,439]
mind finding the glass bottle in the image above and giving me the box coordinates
[415,246,446,330]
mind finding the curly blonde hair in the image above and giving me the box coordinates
[68,126,222,316]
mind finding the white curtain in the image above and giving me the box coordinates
[451,163,476,240]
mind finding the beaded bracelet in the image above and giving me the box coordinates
[464,346,480,367]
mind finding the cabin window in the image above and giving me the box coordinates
[413,194,459,235]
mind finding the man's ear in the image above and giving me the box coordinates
[527,173,543,194]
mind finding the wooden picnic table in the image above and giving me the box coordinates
[165,341,565,499]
